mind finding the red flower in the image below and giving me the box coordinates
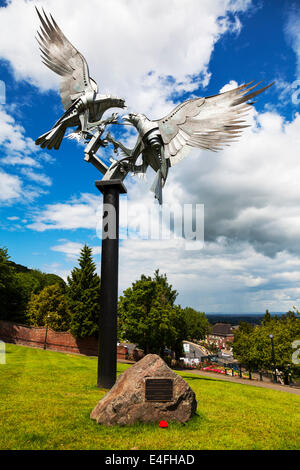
[159,420,168,428]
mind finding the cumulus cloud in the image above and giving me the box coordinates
[0,104,54,174]
[51,239,100,259]
[118,237,300,312]
[0,0,252,117]
[0,105,55,203]
[27,193,100,231]
[219,80,239,93]
[20,168,52,186]
[167,107,300,258]
[0,106,40,166]
[0,170,22,202]
[0,168,46,205]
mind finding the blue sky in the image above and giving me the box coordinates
[1,0,300,313]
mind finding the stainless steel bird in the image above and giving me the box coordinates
[106,81,273,203]
[35,8,126,150]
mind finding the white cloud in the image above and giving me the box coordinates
[27,193,100,231]
[0,170,22,202]
[165,106,300,256]
[0,105,54,203]
[219,80,239,93]
[118,237,300,312]
[51,239,100,259]
[40,262,72,281]
[1,156,41,167]
[0,0,252,117]
[20,168,52,186]
[0,106,41,166]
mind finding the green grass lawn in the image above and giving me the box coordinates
[0,343,299,450]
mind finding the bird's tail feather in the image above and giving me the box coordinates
[150,170,163,205]
[36,125,66,150]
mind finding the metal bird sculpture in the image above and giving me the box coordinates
[106,81,273,204]
[35,8,126,150]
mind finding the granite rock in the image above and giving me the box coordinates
[90,354,197,426]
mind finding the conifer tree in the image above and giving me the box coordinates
[262,309,272,325]
[67,244,101,338]
[0,247,27,322]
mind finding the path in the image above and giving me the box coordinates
[179,368,300,395]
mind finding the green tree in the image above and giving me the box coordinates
[26,284,71,331]
[67,244,100,338]
[118,270,185,357]
[182,307,211,341]
[258,312,300,381]
[0,247,67,325]
[16,270,66,310]
[232,323,260,373]
[168,305,188,359]
[262,309,272,326]
[0,247,27,323]
[233,312,300,381]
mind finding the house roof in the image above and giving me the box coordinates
[211,323,234,336]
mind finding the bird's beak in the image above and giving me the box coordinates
[122,114,131,123]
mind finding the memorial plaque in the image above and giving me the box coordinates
[145,378,173,402]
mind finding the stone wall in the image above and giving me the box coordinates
[0,320,128,359]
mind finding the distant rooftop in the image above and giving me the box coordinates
[211,323,234,336]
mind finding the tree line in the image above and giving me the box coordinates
[0,245,211,357]
[232,310,300,383]
[0,245,100,337]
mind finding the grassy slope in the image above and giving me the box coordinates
[0,343,299,450]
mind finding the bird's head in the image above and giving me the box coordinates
[105,95,126,109]
[122,112,145,128]
[115,97,126,109]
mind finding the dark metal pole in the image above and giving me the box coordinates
[43,315,50,350]
[95,180,127,389]
[43,324,48,350]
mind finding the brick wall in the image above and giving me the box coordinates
[0,320,128,359]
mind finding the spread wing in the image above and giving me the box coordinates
[36,8,97,111]
[156,81,273,166]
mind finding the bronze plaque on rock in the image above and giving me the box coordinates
[145,378,173,402]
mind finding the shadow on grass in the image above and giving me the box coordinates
[180,374,255,388]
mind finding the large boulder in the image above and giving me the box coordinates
[91,354,197,426]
